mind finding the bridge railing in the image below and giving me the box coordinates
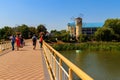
[43,41,93,80]
[0,41,11,52]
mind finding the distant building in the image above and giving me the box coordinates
[75,17,82,40]
[82,27,98,36]
[67,19,103,38]
[67,23,76,37]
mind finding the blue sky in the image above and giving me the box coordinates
[0,0,120,31]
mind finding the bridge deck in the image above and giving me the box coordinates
[0,41,50,80]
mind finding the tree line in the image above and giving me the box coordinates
[0,18,120,42]
[0,24,47,40]
[95,18,120,41]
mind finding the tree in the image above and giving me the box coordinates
[1,26,14,40]
[29,27,37,38]
[95,27,114,41]
[104,19,120,34]
[37,24,47,36]
[0,29,2,40]
[103,18,120,41]
[79,34,88,42]
[49,29,70,42]
[61,31,70,42]
[16,24,29,39]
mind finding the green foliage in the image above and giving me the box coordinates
[29,27,37,38]
[16,24,30,39]
[51,30,61,39]
[37,24,47,36]
[52,43,78,51]
[51,42,120,51]
[49,29,70,42]
[103,18,120,34]
[61,32,70,42]
[104,18,120,41]
[95,18,120,41]
[78,34,88,42]
[0,26,14,40]
[0,24,48,40]
[95,27,114,41]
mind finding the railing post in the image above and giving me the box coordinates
[59,59,62,80]
[5,41,7,50]
[0,42,2,52]
[6,42,8,49]
[1,42,2,51]
[3,41,5,50]
[4,41,6,50]
[69,68,73,80]
[54,53,56,79]
[9,42,10,48]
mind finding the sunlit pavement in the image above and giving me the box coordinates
[0,41,49,80]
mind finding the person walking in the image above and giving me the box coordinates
[20,35,24,48]
[32,34,37,50]
[16,35,20,51]
[10,35,16,50]
[39,35,43,48]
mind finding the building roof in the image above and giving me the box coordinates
[68,22,103,28]
[68,22,75,27]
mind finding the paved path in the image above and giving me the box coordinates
[0,41,50,80]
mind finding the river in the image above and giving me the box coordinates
[60,50,120,80]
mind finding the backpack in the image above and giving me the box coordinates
[33,37,36,42]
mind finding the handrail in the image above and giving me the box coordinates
[0,39,32,52]
[0,41,11,52]
[43,41,93,80]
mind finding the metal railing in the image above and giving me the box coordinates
[43,41,93,80]
[0,41,11,52]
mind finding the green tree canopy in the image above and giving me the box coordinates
[103,18,120,41]
[95,27,114,41]
[103,18,120,34]
[49,29,70,42]
[16,24,29,39]
[29,27,37,38]
[0,26,14,39]
[37,24,47,36]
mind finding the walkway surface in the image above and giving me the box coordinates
[0,41,50,80]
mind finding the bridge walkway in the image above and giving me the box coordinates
[0,41,50,80]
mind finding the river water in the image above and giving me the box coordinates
[60,50,120,80]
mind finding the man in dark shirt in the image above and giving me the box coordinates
[32,34,37,50]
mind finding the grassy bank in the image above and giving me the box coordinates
[51,42,120,51]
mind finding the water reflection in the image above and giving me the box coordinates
[60,50,120,80]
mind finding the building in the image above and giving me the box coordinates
[75,17,82,40]
[67,19,103,38]
[82,27,98,36]
[67,17,82,40]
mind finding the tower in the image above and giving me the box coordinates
[75,17,82,41]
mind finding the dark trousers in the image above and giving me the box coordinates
[39,42,43,48]
[11,42,15,50]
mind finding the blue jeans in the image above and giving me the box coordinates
[11,42,15,50]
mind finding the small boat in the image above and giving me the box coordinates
[76,50,81,53]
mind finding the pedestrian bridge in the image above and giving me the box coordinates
[0,40,93,80]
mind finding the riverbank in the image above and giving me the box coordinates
[51,42,120,51]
